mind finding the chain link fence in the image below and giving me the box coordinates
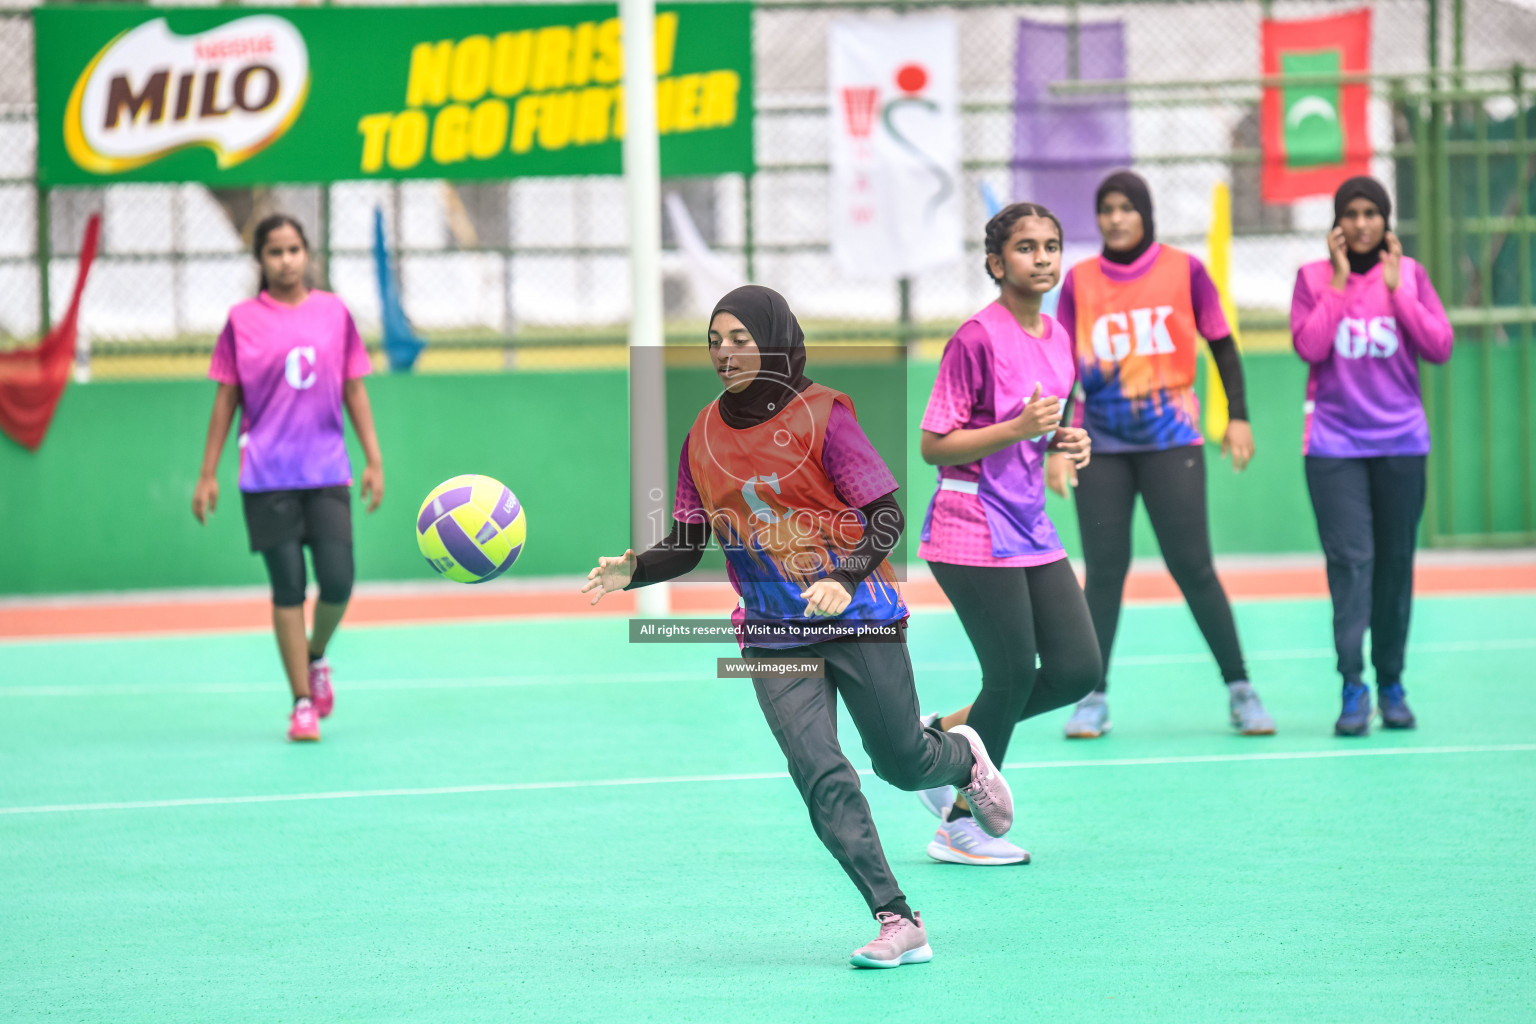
[4,0,1536,378]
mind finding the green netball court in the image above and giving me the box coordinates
[3,592,1534,1023]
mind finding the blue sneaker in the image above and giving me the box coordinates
[1378,683,1417,729]
[926,815,1031,866]
[916,713,954,818]
[1335,680,1372,736]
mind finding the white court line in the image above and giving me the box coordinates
[1001,744,1536,769]
[0,671,695,698]
[3,637,1532,698]
[2,744,1531,817]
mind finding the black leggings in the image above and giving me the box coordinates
[1074,446,1248,688]
[929,558,1101,765]
[260,540,355,608]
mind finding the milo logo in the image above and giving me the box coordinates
[64,16,309,174]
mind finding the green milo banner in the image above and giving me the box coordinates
[34,3,753,185]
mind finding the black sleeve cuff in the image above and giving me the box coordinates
[829,492,905,595]
[625,518,711,589]
[1206,335,1249,423]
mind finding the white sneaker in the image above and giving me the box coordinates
[850,911,933,969]
[949,724,1014,838]
[926,815,1030,866]
[1064,692,1111,739]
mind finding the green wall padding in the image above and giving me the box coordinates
[0,353,1322,596]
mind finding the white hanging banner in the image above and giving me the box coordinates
[829,15,963,279]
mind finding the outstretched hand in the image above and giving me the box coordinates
[582,549,637,606]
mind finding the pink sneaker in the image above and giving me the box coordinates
[949,724,1013,838]
[850,911,933,969]
[288,701,320,742]
[309,658,334,718]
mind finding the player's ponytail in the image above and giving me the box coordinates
[252,214,310,295]
[983,203,1064,284]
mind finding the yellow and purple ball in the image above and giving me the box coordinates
[416,475,526,584]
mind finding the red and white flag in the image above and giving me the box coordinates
[0,215,101,451]
[829,16,962,278]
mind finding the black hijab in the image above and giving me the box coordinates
[710,285,812,430]
[1096,170,1156,265]
[1333,176,1392,274]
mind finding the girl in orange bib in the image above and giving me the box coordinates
[583,286,1016,969]
[1054,171,1275,738]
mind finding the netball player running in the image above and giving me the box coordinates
[1053,171,1275,738]
[909,204,1100,865]
[582,285,1013,969]
[192,215,382,742]
[1292,177,1453,735]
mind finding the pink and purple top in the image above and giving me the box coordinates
[671,402,898,524]
[918,303,1075,568]
[209,290,373,492]
[1057,244,1231,453]
[1291,256,1454,457]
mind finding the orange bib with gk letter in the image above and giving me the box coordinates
[1071,246,1204,448]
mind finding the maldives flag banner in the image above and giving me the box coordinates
[1260,8,1372,203]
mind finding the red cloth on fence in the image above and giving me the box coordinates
[0,215,100,451]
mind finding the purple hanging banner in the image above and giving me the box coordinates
[1012,20,1132,244]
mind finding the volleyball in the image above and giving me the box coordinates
[416,475,526,583]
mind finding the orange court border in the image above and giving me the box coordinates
[3,554,1533,642]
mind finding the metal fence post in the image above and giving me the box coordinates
[1454,0,1465,76]
[318,184,332,290]
[743,170,756,283]
[36,184,50,335]
[897,276,913,354]
[1428,0,1440,74]
[1066,0,1080,81]
[1515,65,1535,536]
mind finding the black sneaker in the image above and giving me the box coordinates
[1335,681,1372,737]
[1378,683,1417,729]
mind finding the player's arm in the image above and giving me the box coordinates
[1205,336,1254,472]
[343,378,384,513]
[1045,428,1092,498]
[630,519,713,587]
[803,491,904,617]
[192,383,241,524]
[921,383,1060,466]
[582,518,712,606]
[1293,259,1347,365]
[584,441,711,605]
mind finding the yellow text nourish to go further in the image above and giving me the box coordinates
[353,13,741,172]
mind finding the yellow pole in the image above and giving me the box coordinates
[1204,181,1241,442]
